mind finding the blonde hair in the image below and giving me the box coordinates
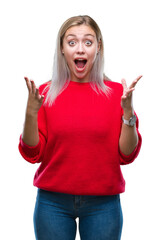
[45,15,111,106]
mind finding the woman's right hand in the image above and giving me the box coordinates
[24,77,44,116]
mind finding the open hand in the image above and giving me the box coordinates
[24,77,44,115]
[121,75,142,111]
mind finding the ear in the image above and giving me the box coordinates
[61,45,64,54]
[61,47,64,54]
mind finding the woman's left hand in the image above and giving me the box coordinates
[121,75,142,111]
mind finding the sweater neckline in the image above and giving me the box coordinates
[69,80,91,86]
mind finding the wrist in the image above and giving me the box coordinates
[123,107,134,120]
[26,108,38,118]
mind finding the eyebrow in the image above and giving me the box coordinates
[66,34,95,38]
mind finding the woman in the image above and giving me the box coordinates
[19,15,142,240]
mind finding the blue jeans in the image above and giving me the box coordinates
[33,189,123,240]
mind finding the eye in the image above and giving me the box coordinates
[85,40,92,46]
[68,41,76,46]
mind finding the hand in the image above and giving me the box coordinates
[121,75,142,112]
[24,77,44,115]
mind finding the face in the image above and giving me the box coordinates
[62,24,100,83]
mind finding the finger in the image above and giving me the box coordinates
[121,79,128,91]
[35,88,44,102]
[122,88,135,98]
[24,77,32,92]
[136,75,143,81]
[35,88,42,100]
[40,95,45,103]
[130,75,142,89]
[30,80,36,94]
[126,87,135,96]
[35,88,39,98]
[24,76,29,81]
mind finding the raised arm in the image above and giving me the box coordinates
[119,75,142,156]
[22,77,44,146]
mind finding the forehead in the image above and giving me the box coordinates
[64,24,96,38]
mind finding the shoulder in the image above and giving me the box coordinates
[38,80,51,95]
[104,80,123,95]
[104,79,122,89]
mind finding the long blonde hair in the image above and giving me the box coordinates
[45,15,111,106]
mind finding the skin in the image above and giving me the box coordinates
[22,24,142,156]
[62,25,100,83]
[119,75,142,155]
[22,78,44,146]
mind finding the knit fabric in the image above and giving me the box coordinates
[19,80,142,195]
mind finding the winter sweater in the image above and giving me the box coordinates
[18,80,142,195]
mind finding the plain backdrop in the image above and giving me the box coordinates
[0,0,161,239]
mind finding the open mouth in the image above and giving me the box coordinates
[74,59,87,69]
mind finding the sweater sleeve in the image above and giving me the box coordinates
[18,86,48,164]
[119,112,142,165]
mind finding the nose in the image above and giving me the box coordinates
[76,42,85,54]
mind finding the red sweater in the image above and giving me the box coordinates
[19,80,142,195]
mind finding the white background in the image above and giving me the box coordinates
[0,0,161,239]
